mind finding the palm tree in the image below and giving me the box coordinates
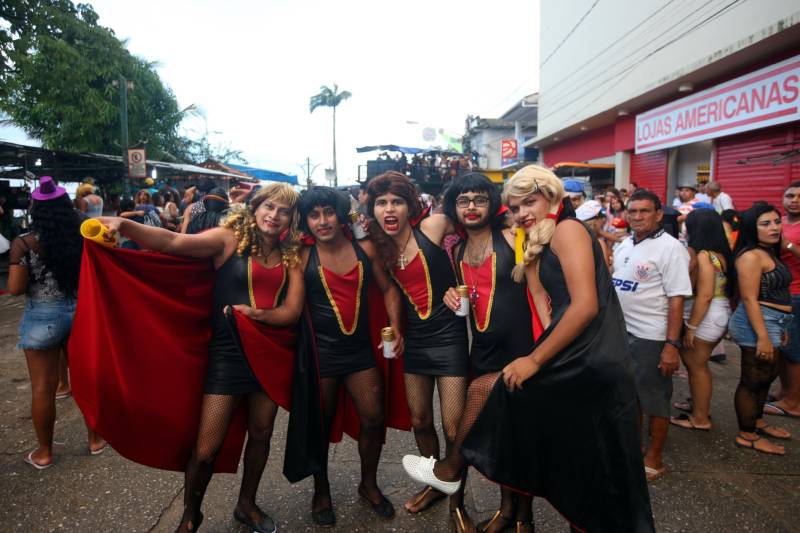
[309,84,351,187]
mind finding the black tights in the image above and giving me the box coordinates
[735,346,781,432]
[178,391,278,531]
[313,367,385,509]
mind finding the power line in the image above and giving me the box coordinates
[541,0,718,115]
[539,0,723,122]
[542,0,679,95]
[540,0,600,67]
[559,0,748,126]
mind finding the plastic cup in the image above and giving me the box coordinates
[80,219,118,248]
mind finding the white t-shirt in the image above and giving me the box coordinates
[712,191,734,213]
[612,230,692,341]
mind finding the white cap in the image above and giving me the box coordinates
[575,200,605,222]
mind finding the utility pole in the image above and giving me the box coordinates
[298,157,321,189]
[114,75,133,197]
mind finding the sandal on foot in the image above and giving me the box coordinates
[672,400,692,413]
[644,465,666,482]
[55,390,72,400]
[404,485,446,514]
[233,508,277,533]
[89,441,108,455]
[670,413,711,431]
[734,434,785,456]
[358,486,394,519]
[451,506,475,533]
[24,450,52,470]
[756,424,792,441]
[763,402,800,418]
[477,510,514,532]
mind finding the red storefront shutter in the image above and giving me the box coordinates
[630,150,668,202]
[714,124,800,211]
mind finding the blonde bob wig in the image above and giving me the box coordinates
[221,182,301,267]
[503,165,566,280]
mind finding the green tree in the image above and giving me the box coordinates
[309,84,351,186]
[0,1,194,162]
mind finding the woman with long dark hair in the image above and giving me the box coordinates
[728,204,793,455]
[401,165,654,533]
[671,209,733,431]
[8,177,105,469]
[365,172,473,529]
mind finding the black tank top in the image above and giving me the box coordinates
[304,241,373,357]
[393,227,466,348]
[456,228,534,375]
[759,257,792,306]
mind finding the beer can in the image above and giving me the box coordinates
[455,285,470,317]
[350,211,367,239]
[382,327,396,359]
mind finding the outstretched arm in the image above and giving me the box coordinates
[97,217,229,260]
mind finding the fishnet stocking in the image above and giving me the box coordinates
[735,346,781,432]
[404,374,440,459]
[434,372,500,480]
[344,367,385,498]
[179,394,240,531]
[237,391,278,520]
[313,368,386,507]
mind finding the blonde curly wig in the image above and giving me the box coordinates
[503,165,566,281]
[221,183,301,267]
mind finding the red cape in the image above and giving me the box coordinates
[69,244,318,477]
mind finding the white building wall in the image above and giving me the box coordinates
[538,0,800,139]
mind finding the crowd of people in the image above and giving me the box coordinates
[7,164,800,533]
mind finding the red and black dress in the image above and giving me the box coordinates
[456,229,534,377]
[392,228,468,376]
[304,242,375,378]
[206,253,287,394]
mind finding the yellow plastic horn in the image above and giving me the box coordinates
[80,219,118,248]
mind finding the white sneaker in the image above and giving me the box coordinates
[401,455,462,495]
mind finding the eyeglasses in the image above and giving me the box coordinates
[456,196,489,208]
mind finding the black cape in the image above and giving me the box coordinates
[460,219,655,533]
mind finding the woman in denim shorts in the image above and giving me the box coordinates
[8,177,105,469]
[729,204,793,456]
[671,209,733,432]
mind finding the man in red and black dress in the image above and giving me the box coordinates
[442,173,537,533]
[298,187,406,527]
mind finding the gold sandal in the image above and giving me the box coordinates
[478,510,513,532]
[451,506,475,533]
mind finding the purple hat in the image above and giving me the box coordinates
[32,176,67,201]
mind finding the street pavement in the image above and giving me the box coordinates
[1,293,799,532]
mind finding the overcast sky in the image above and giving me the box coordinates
[38,0,541,185]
